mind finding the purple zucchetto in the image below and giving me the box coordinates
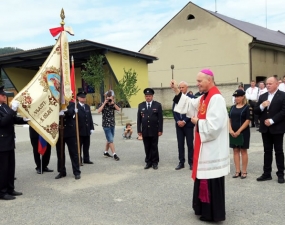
[200,69,214,76]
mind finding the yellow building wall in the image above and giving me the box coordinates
[105,52,149,107]
[6,67,82,91]
[140,2,253,87]
[4,68,36,91]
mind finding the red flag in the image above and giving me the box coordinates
[38,135,47,155]
[70,58,76,102]
[49,27,64,37]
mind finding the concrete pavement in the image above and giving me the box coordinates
[2,118,285,225]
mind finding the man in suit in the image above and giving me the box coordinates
[254,77,285,184]
[173,81,195,170]
[137,88,163,170]
[29,126,53,174]
[77,91,94,165]
[0,86,26,200]
[55,102,81,180]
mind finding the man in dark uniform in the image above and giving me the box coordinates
[29,126,53,174]
[77,91,94,164]
[55,101,81,180]
[0,86,26,200]
[137,88,163,170]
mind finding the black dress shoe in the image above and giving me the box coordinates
[153,164,158,170]
[55,173,66,179]
[8,190,22,196]
[175,163,184,170]
[200,216,213,222]
[144,164,152,169]
[84,161,94,164]
[75,175,81,180]
[256,175,272,181]
[189,164,193,170]
[43,167,54,172]
[36,168,41,174]
[0,194,16,200]
[278,177,285,184]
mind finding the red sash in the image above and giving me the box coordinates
[192,86,221,180]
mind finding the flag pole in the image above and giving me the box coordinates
[71,56,81,166]
[59,9,66,177]
[40,155,43,174]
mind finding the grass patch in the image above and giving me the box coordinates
[163,109,173,117]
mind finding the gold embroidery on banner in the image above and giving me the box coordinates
[39,66,61,92]
[43,122,58,139]
[16,91,33,112]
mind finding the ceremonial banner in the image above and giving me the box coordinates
[14,26,74,147]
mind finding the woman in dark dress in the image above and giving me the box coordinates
[229,89,250,179]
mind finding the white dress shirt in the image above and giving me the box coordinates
[245,87,259,101]
[278,83,285,92]
[259,89,278,124]
[258,88,268,99]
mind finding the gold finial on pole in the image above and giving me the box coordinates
[60,8,65,25]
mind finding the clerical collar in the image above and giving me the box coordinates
[203,92,209,99]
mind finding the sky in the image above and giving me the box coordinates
[1,0,285,52]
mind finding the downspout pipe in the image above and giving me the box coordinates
[249,40,256,82]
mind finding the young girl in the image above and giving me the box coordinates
[124,123,133,139]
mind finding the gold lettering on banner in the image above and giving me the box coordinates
[43,107,54,119]
[63,42,68,60]
[34,101,47,115]
[39,107,54,122]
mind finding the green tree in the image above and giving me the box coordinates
[0,47,24,55]
[115,68,140,124]
[81,54,105,105]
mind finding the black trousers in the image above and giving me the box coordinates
[30,137,51,169]
[261,132,284,177]
[142,135,159,165]
[79,135,91,163]
[56,137,81,176]
[0,150,15,197]
[175,124,194,165]
[248,100,259,127]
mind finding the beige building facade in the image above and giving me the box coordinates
[140,2,285,100]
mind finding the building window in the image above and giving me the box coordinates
[274,51,278,64]
[187,14,195,20]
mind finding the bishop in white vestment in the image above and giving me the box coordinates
[171,69,230,222]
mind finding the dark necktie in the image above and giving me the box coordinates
[147,103,151,111]
[1,105,8,113]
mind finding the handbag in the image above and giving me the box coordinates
[229,134,244,146]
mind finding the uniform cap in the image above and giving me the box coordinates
[0,86,6,96]
[143,88,155,95]
[77,91,87,98]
